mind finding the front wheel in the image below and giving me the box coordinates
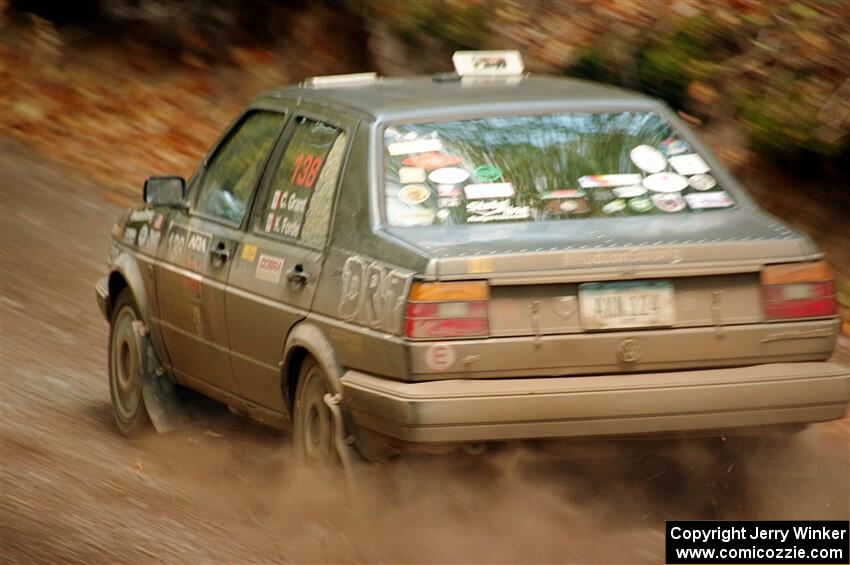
[108,289,150,436]
[293,357,337,465]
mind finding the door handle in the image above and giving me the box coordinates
[210,241,230,265]
[286,264,310,287]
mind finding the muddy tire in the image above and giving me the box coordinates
[293,357,336,465]
[108,289,150,436]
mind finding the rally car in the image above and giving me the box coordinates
[96,51,848,465]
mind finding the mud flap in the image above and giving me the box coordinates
[323,393,363,476]
[132,320,191,433]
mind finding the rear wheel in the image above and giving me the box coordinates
[108,289,150,435]
[293,357,336,465]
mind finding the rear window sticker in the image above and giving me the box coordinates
[659,137,689,156]
[428,167,471,185]
[602,199,626,214]
[643,172,688,193]
[399,166,427,184]
[542,189,584,199]
[684,191,735,209]
[401,152,462,170]
[668,153,710,176]
[240,243,258,262]
[466,199,530,222]
[436,209,451,220]
[688,173,717,191]
[438,196,461,208]
[628,195,653,213]
[629,145,667,173]
[464,182,515,200]
[399,184,431,205]
[579,174,642,188]
[388,138,442,156]
[651,192,687,213]
[438,184,461,197]
[255,254,284,283]
[613,185,647,198]
[473,164,503,183]
[558,199,579,213]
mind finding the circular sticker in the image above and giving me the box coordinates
[659,137,689,156]
[688,173,717,191]
[651,193,686,213]
[429,167,471,185]
[559,200,579,212]
[614,184,647,198]
[628,196,653,213]
[602,199,626,214]
[473,164,502,183]
[399,184,431,205]
[424,342,456,370]
[643,172,689,193]
[629,145,667,173]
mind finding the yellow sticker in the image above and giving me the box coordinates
[241,244,258,262]
[466,257,493,274]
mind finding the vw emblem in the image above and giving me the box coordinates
[616,338,642,363]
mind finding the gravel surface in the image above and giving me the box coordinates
[1,137,847,563]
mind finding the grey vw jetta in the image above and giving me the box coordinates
[96,52,848,465]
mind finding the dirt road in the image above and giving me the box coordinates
[1,136,848,563]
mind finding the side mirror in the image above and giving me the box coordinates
[144,176,186,207]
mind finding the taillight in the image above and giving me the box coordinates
[405,281,489,339]
[761,261,837,320]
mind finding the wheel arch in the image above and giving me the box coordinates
[108,254,153,327]
[282,321,343,416]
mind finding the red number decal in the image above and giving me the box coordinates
[304,156,322,188]
[290,153,323,189]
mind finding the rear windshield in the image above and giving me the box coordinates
[383,112,735,227]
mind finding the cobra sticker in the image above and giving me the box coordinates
[338,256,413,333]
[255,254,284,283]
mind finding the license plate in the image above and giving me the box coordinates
[579,281,674,330]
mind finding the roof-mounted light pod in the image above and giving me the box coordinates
[452,50,524,77]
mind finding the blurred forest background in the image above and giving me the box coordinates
[1,0,848,279]
[2,0,848,189]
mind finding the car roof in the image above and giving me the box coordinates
[261,74,661,122]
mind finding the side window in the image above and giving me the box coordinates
[258,117,347,247]
[195,111,284,224]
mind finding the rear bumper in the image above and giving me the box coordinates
[95,276,110,320]
[342,362,850,443]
